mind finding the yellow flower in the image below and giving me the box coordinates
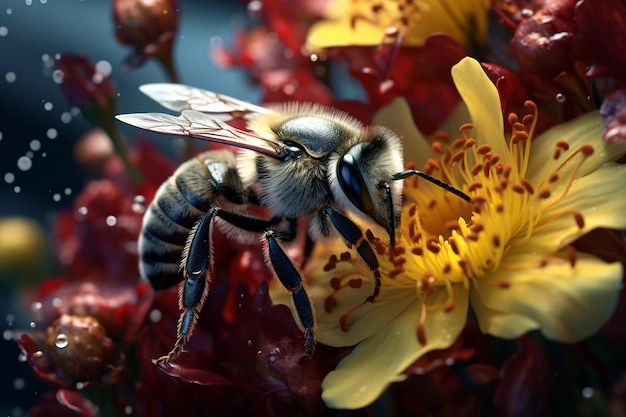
[271,57,626,409]
[306,0,491,52]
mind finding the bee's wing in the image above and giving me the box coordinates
[116,110,288,159]
[138,83,272,118]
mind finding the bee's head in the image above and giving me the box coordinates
[330,126,404,242]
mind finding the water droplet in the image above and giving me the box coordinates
[13,378,25,390]
[52,297,62,307]
[46,128,57,139]
[29,321,36,328]
[124,405,133,415]
[52,193,61,202]
[257,350,263,357]
[521,8,534,17]
[17,156,32,171]
[31,301,42,312]
[70,106,80,116]
[582,386,594,398]
[40,0,48,4]
[54,333,69,349]
[132,195,146,213]
[4,172,15,183]
[25,0,32,5]
[7,8,13,14]
[0,26,8,37]
[77,206,88,215]
[6,313,14,323]
[556,93,566,103]
[52,69,64,84]
[60,111,72,123]
[247,339,253,346]
[5,72,16,83]
[149,309,162,323]
[95,60,112,78]
[18,353,27,362]
[32,350,44,358]
[105,215,117,226]
[13,186,20,193]
[310,53,318,62]
[43,101,53,111]
[64,187,72,195]
[75,382,85,390]
[3,329,13,340]
[29,139,41,151]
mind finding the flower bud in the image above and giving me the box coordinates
[44,314,122,383]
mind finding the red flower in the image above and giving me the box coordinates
[113,0,180,78]
[56,54,116,126]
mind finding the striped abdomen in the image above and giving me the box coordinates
[138,150,245,290]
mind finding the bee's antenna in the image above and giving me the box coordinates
[391,170,471,202]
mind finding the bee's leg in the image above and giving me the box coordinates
[157,208,216,365]
[158,208,282,365]
[264,230,316,361]
[323,208,382,303]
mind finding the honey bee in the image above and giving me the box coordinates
[116,84,470,363]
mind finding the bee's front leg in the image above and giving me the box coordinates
[322,207,382,303]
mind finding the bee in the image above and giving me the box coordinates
[116,84,470,364]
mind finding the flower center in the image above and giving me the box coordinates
[322,101,592,337]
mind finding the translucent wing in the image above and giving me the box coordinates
[138,83,272,118]
[116,110,289,159]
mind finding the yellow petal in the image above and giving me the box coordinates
[373,98,431,168]
[526,111,626,185]
[270,247,415,346]
[471,253,622,342]
[451,57,508,161]
[508,162,626,255]
[322,286,469,409]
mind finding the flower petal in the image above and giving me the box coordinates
[471,253,623,342]
[322,286,469,409]
[526,111,626,185]
[373,98,432,168]
[508,162,626,255]
[451,57,508,160]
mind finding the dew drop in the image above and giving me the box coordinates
[29,139,41,151]
[521,8,533,17]
[13,378,25,390]
[55,333,69,349]
[25,0,33,4]
[31,301,42,312]
[0,26,8,37]
[77,206,88,215]
[43,101,53,111]
[17,156,32,171]
[52,297,62,307]
[310,53,319,62]
[5,72,16,82]
[40,0,48,4]
[32,350,44,358]
[3,329,13,340]
[4,172,15,183]
[13,185,20,193]
[582,386,594,399]
[124,405,133,415]
[149,309,162,323]
[60,112,72,123]
[247,339,253,346]
[76,382,85,390]
[52,69,64,84]
[29,321,36,329]
[95,60,112,77]
[18,353,27,362]
[47,128,58,139]
[105,215,117,226]
[132,195,146,213]
[556,93,566,103]
[52,193,61,202]
[6,8,12,14]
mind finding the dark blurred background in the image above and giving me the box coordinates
[0,1,255,414]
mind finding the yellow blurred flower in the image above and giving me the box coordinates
[272,57,626,409]
[307,0,491,52]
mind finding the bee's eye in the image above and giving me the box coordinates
[337,150,375,216]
